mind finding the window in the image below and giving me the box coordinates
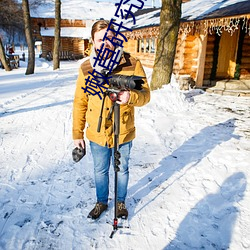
[137,38,156,54]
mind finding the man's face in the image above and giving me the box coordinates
[93,28,115,59]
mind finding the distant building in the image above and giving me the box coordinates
[30,0,250,93]
[31,17,93,60]
[30,0,116,60]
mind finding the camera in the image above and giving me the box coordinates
[72,146,86,162]
[102,69,144,91]
[106,74,144,102]
[108,74,144,91]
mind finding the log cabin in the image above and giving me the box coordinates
[31,18,93,60]
[122,0,250,94]
[30,0,250,94]
[30,0,116,60]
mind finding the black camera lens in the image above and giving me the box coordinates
[108,75,143,90]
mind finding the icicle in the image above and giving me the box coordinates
[178,15,250,37]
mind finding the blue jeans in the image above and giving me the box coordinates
[90,141,132,205]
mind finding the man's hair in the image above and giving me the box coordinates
[91,20,116,41]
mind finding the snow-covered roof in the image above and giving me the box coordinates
[40,27,91,39]
[182,0,250,21]
[127,8,160,30]
[123,0,250,30]
[31,0,250,36]
[30,0,117,20]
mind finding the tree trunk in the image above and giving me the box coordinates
[22,0,35,75]
[53,0,61,70]
[0,37,11,71]
[151,0,182,90]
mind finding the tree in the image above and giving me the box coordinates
[0,0,24,43]
[151,0,182,90]
[22,0,35,75]
[53,0,61,70]
[0,37,11,71]
[0,0,23,71]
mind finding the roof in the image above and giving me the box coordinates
[40,27,91,39]
[182,0,250,21]
[125,8,160,30]
[30,0,117,20]
[195,1,250,20]
[123,0,250,30]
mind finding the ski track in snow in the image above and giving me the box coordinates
[0,58,250,249]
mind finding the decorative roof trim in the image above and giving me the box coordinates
[122,15,250,39]
[179,15,250,36]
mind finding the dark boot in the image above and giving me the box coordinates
[117,202,128,219]
[87,202,108,220]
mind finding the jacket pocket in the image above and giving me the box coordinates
[120,106,134,134]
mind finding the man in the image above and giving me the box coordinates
[72,20,150,220]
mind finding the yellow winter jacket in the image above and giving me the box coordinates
[72,52,150,148]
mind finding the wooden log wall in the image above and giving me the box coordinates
[41,37,87,58]
[173,34,185,75]
[240,35,250,79]
[32,17,89,60]
[123,39,156,68]
[41,37,53,58]
[123,40,137,55]
[173,34,199,80]
[203,34,215,82]
[32,18,86,29]
[183,35,198,79]
[135,52,155,68]
[61,38,74,52]
[72,39,88,55]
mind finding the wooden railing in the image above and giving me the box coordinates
[46,51,84,61]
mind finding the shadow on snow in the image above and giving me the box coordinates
[0,100,73,117]
[164,172,247,249]
[128,118,239,213]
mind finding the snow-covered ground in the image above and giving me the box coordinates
[0,50,250,250]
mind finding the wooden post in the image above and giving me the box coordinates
[195,33,207,88]
[149,39,152,53]
[139,39,142,53]
[144,38,146,54]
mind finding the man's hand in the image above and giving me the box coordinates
[116,90,130,105]
[74,139,85,149]
[72,139,86,162]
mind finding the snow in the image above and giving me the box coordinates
[125,8,160,30]
[122,0,250,30]
[29,0,250,36]
[29,0,250,24]
[40,27,92,39]
[30,0,118,20]
[29,0,160,22]
[182,0,250,21]
[0,48,250,249]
